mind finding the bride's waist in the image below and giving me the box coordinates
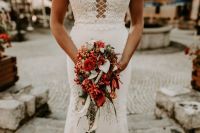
[72,21,126,31]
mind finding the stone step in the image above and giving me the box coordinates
[0,84,49,132]
[16,113,184,133]
[134,126,184,133]
[16,118,65,133]
[155,86,200,132]
[128,113,185,133]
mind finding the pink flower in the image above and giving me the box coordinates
[96,41,105,48]
[111,78,119,90]
[81,79,92,91]
[110,91,117,99]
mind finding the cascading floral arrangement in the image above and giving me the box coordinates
[74,40,121,132]
[0,33,11,58]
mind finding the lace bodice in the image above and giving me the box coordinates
[69,0,130,30]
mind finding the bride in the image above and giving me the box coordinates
[50,0,143,133]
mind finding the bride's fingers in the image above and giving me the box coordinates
[117,60,129,73]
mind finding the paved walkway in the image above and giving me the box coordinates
[17,112,184,133]
[6,28,191,123]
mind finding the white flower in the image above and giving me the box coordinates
[99,59,110,73]
[95,59,111,83]
[88,40,96,45]
[106,85,111,93]
[81,59,84,63]
[113,65,118,71]
[100,48,105,53]
[86,40,96,50]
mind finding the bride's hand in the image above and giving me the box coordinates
[117,58,129,73]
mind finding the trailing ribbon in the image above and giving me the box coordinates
[76,95,100,132]
[88,109,100,132]
[76,96,91,118]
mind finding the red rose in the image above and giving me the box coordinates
[84,58,96,71]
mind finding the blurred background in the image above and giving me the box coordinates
[0,0,200,133]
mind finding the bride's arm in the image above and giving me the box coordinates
[50,0,78,64]
[118,0,144,72]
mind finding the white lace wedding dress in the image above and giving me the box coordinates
[64,0,132,133]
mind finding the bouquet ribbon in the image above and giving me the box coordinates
[76,96,100,132]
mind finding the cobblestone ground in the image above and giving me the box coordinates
[17,112,184,133]
[6,28,191,122]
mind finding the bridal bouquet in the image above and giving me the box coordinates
[74,40,121,132]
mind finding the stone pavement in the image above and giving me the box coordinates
[5,27,192,132]
[16,112,184,133]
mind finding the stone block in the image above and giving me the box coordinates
[166,126,185,133]
[0,129,13,133]
[0,100,25,130]
[15,125,35,133]
[17,95,36,117]
[135,128,167,133]
[156,86,191,117]
[154,106,168,119]
[135,126,185,133]
[30,87,49,109]
[16,118,65,133]
[129,118,172,130]
[174,101,200,129]
[0,93,13,100]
